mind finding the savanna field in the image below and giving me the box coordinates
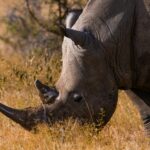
[0,1,150,150]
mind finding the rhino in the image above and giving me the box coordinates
[0,0,150,135]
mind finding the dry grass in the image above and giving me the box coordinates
[0,51,150,150]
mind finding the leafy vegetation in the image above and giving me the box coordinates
[0,0,86,53]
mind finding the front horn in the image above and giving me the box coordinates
[0,97,64,130]
[0,103,45,130]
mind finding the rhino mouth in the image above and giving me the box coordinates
[0,80,117,130]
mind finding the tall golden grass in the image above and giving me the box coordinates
[0,51,149,150]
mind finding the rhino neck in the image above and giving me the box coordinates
[74,0,136,89]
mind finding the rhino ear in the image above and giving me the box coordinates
[65,9,82,28]
[60,25,88,46]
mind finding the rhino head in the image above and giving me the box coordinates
[0,9,119,130]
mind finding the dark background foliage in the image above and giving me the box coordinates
[0,0,86,57]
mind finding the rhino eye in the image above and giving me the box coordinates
[73,94,83,103]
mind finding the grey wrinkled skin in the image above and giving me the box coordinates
[0,0,150,135]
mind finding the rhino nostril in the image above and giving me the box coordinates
[73,94,83,102]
